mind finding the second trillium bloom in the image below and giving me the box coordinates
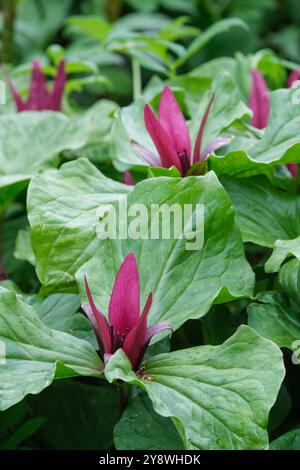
[9,59,66,112]
[137,86,230,176]
[249,68,299,178]
[82,253,172,371]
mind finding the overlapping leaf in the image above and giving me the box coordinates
[77,171,254,332]
[105,326,285,450]
[0,287,102,411]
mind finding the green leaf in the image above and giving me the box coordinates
[270,429,300,450]
[0,101,117,206]
[0,176,30,210]
[16,0,72,58]
[33,380,118,450]
[221,176,300,247]
[248,292,300,354]
[114,392,183,450]
[174,18,248,68]
[265,236,300,272]
[27,158,131,295]
[110,97,154,171]
[210,87,300,179]
[66,16,112,42]
[279,259,300,308]
[14,227,35,266]
[77,172,254,333]
[105,326,285,450]
[28,293,97,347]
[0,288,102,411]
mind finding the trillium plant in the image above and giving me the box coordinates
[133,86,231,176]
[1,0,300,455]
[83,252,172,372]
[9,59,66,112]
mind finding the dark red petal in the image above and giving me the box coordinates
[144,104,182,173]
[249,69,270,129]
[108,252,140,340]
[193,94,215,163]
[158,86,191,159]
[48,59,66,111]
[122,170,135,185]
[84,275,112,353]
[287,70,300,88]
[27,60,49,110]
[8,81,26,112]
[286,163,298,178]
[122,293,152,370]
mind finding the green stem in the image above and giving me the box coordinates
[132,58,142,100]
[117,382,129,417]
[1,0,17,63]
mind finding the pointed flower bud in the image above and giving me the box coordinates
[9,59,66,112]
[82,253,172,371]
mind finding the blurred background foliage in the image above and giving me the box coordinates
[1,0,300,107]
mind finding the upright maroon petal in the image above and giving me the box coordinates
[8,81,26,112]
[108,252,140,341]
[286,163,298,178]
[158,86,191,159]
[122,293,152,370]
[83,276,112,354]
[27,60,49,110]
[287,70,300,88]
[123,170,135,185]
[193,94,215,163]
[144,104,182,173]
[249,69,270,129]
[48,59,66,111]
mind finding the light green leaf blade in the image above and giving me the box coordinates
[106,326,285,450]
[0,288,102,411]
[221,176,300,247]
[248,292,300,356]
[265,236,300,272]
[28,158,131,295]
[279,259,300,308]
[77,172,254,332]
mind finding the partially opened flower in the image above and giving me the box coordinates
[82,252,172,371]
[9,59,66,112]
[249,69,270,129]
[133,86,230,176]
[249,68,298,178]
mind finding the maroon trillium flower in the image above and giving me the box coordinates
[249,69,270,130]
[249,68,299,178]
[9,59,66,112]
[82,252,172,371]
[132,86,230,177]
